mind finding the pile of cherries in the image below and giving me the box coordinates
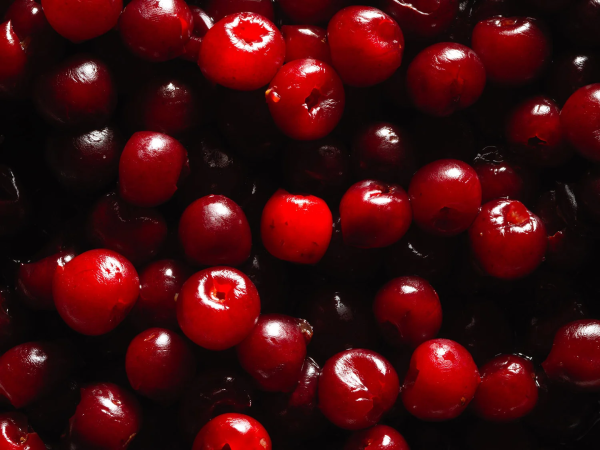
[3,0,600,448]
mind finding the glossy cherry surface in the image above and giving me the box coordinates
[344,425,410,450]
[52,249,140,336]
[382,0,458,40]
[0,21,27,96]
[282,25,331,65]
[205,0,274,22]
[318,349,399,430]
[472,148,531,204]
[328,6,404,87]
[192,413,271,450]
[0,412,45,450]
[177,267,260,351]
[561,84,600,162]
[4,0,50,39]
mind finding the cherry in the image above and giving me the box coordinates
[545,52,600,106]
[181,6,213,62]
[45,126,124,193]
[126,328,196,403]
[179,195,252,267]
[402,339,480,421]
[344,425,410,450]
[265,58,345,141]
[278,0,344,24]
[282,25,331,65]
[373,276,442,349]
[469,199,547,280]
[16,248,75,310]
[130,259,191,330]
[33,54,117,128]
[542,319,600,390]
[472,354,538,422]
[199,12,285,91]
[408,159,482,236]
[119,0,193,62]
[41,0,122,42]
[66,382,142,450]
[237,314,312,392]
[561,84,600,162]
[192,413,271,450]
[0,412,45,450]
[4,0,49,39]
[177,266,260,351]
[382,0,459,40]
[318,349,399,430]
[53,249,140,336]
[0,21,27,96]
[472,17,551,86]
[328,6,404,87]
[205,0,274,22]
[339,180,412,249]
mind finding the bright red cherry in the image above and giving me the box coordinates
[41,0,122,42]
[193,413,271,450]
[119,131,189,208]
[561,84,600,162]
[178,267,260,351]
[542,319,600,390]
[402,339,480,421]
[199,12,285,91]
[344,425,410,450]
[318,349,399,430]
[282,25,331,65]
[261,189,333,264]
[373,276,442,348]
[472,354,538,422]
[119,0,193,62]
[382,0,459,40]
[469,199,546,280]
[0,21,27,96]
[408,159,482,236]
[205,0,274,22]
[328,6,404,87]
[179,195,252,267]
[66,383,142,450]
[53,249,140,336]
[471,17,551,86]
[266,58,345,141]
[339,180,412,249]
[407,42,486,117]
[126,328,196,403]
[278,0,344,24]
[0,413,45,450]
[237,314,312,392]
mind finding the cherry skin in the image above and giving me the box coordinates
[181,6,213,62]
[237,314,312,393]
[179,195,252,267]
[318,349,399,430]
[408,159,482,236]
[130,259,191,330]
[402,338,480,421]
[506,95,571,167]
[119,131,189,208]
[87,191,168,266]
[260,189,333,264]
[177,267,260,351]
[472,354,538,422]
[561,84,600,162]
[0,413,45,450]
[66,382,142,450]
[41,0,122,42]
[472,148,530,204]
[126,328,196,403]
[542,319,600,390]
[192,413,271,450]
[373,276,442,349]
[407,42,486,117]
[205,0,274,22]
[265,58,345,141]
[328,6,404,87]
[339,180,412,249]
[33,54,116,128]
[52,249,140,336]
[119,0,193,62]
[344,425,410,450]
[469,199,547,280]
[278,0,344,24]
[471,17,551,86]
[0,21,27,96]
[4,0,49,38]
[199,12,285,91]
[282,25,331,65]
[382,0,459,40]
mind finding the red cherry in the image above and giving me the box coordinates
[0,21,27,96]
[53,249,139,336]
[260,189,333,264]
[282,25,332,65]
[0,412,46,450]
[561,83,600,162]
[4,0,49,39]
[192,413,271,450]
[382,0,459,40]
[344,425,410,450]
[177,267,260,351]
[205,0,274,22]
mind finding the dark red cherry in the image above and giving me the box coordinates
[382,0,459,40]
[561,84,600,162]
[328,6,404,87]
[402,339,480,421]
[278,0,344,24]
[237,314,312,393]
[318,349,399,430]
[545,52,600,106]
[344,425,410,450]
[205,0,274,22]
[181,6,213,62]
[53,249,139,336]
[192,413,271,450]
[0,412,45,450]
[282,25,331,65]
[0,21,27,96]
[4,0,49,39]
[177,267,260,351]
